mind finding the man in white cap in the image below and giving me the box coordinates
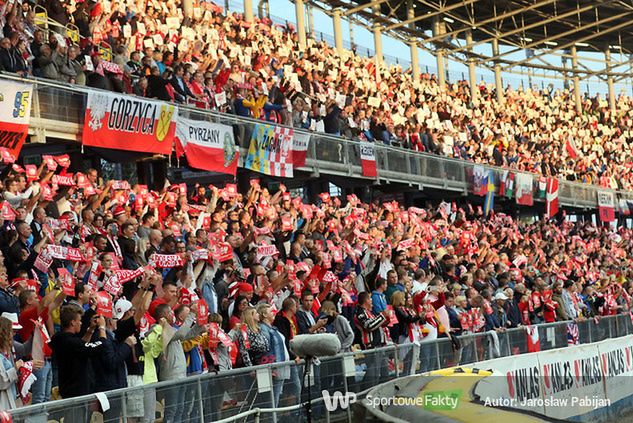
[492,292,509,328]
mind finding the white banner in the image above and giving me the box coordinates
[469,335,633,421]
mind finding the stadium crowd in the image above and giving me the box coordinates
[1,0,633,192]
[0,158,629,420]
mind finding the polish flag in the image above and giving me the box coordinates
[566,139,579,159]
[546,178,559,218]
[598,191,615,223]
[360,142,377,178]
[525,325,540,352]
[175,116,238,176]
[292,132,310,168]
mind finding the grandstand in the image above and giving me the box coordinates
[1,0,633,422]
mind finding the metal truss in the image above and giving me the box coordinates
[303,0,633,82]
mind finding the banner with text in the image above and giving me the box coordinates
[598,191,615,223]
[360,142,377,178]
[175,116,238,176]
[83,91,177,154]
[0,81,33,160]
[244,124,294,177]
[292,132,310,168]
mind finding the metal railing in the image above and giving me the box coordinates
[6,72,633,209]
[8,313,633,423]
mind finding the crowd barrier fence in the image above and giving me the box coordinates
[7,313,633,423]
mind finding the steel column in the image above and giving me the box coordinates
[295,0,307,50]
[605,48,616,111]
[492,38,503,103]
[571,45,581,113]
[466,30,477,101]
[433,17,445,87]
[373,24,383,64]
[407,0,420,80]
[244,0,254,22]
[332,9,343,54]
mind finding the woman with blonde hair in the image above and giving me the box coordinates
[318,301,354,352]
[236,307,270,367]
[0,316,24,411]
[391,291,422,376]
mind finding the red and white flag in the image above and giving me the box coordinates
[515,173,534,206]
[244,124,294,177]
[360,142,377,178]
[83,91,177,155]
[96,292,113,318]
[566,322,579,345]
[598,191,615,223]
[546,178,559,218]
[525,325,540,352]
[57,268,75,296]
[1,202,16,221]
[149,254,184,268]
[175,116,238,176]
[292,132,310,168]
[566,139,579,159]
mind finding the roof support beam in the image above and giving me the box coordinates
[419,0,559,45]
[341,0,389,16]
[499,17,633,70]
[385,0,478,31]
[452,2,607,54]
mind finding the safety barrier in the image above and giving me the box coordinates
[3,72,633,209]
[7,313,633,423]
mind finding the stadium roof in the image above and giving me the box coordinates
[307,0,633,81]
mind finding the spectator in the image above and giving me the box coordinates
[354,291,389,389]
[296,290,328,335]
[257,303,290,407]
[50,306,107,399]
[371,278,388,315]
[153,302,205,423]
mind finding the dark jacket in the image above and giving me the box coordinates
[391,306,420,341]
[505,298,522,328]
[50,331,106,398]
[45,0,69,25]
[272,313,296,360]
[446,306,463,335]
[323,105,341,134]
[91,331,131,392]
[147,75,172,101]
[170,76,194,102]
[118,236,139,270]
[354,306,388,349]
[0,47,16,73]
[0,287,19,315]
[296,308,316,335]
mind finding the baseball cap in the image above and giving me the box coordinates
[494,292,508,301]
[114,299,133,320]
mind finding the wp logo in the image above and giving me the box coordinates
[322,390,357,411]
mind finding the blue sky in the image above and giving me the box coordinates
[226,0,633,97]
